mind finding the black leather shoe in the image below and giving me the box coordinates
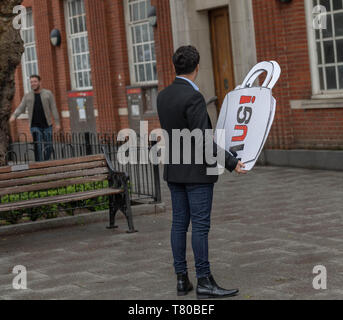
[177,273,194,296]
[196,275,239,299]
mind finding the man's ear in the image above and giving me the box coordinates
[193,64,200,80]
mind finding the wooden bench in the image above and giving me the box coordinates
[0,153,137,233]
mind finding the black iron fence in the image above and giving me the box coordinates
[5,132,161,204]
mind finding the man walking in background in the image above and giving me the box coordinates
[157,45,247,299]
[10,75,60,162]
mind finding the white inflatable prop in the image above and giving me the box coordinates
[214,61,281,171]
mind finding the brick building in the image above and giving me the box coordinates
[11,0,172,139]
[10,0,343,168]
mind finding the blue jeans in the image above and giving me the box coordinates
[30,126,53,162]
[168,182,214,279]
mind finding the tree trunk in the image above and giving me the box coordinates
[0,0,24,166]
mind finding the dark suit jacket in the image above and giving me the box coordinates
[157,77,238,184]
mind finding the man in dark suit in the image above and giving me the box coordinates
[157,45,247,299]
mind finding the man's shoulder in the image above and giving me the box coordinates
[41,88,52,95]
[23,91,33,98]
[158,82,202,100]
[191,90,205,100]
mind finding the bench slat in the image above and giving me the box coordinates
[0,188,123,212]
[0,154,106,174]
[0,160,107,181]
[0,175,109,197]
[0,167,109,189]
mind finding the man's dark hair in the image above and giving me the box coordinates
[173,45,200,75]
[30,74,41,81]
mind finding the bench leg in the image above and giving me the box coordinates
[125,201,137,234]
[123,184,137,234]
[107,195,119,229]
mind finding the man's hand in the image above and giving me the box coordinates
[55,124,61,132]
[9,115,16,123]
[235,161,248,174]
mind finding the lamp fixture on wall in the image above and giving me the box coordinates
[50,29,61,46]
[148,6,157,27]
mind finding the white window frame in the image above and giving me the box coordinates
[64,0,92,91]
[305,0,343,98]
[20,8,39,94]
[124,0,158,86]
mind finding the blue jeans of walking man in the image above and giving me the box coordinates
[30,126,53,162]
[168,182,214,279]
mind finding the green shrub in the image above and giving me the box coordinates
[0,181,111,226]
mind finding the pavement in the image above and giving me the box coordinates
[0,165,343,300]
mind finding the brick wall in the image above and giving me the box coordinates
[85,0,120,134]
[253,0,343,150]
[11,0,33,142]
[10,0,168,141]
[12,0,340,151]
[104,0,131,133]
[151,0,175,91]
[11,0,83,140]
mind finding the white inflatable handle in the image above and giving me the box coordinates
[241,61,274,89]
[245,70,266,88]
[266,61,281,89]
[240,61,281,90]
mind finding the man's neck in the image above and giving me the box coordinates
[178,74,196,83]
[33,88,41,94]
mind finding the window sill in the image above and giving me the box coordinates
[311,92,343,100]
[17,114,29,120]
[143,111,158,117]
[130,82,158,88]
[290,98,343,110]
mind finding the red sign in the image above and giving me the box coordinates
[68,91,93,98]
[127,88,141,95]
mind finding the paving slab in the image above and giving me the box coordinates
[0,166,342,300]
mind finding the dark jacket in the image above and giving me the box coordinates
[157,77,238,184]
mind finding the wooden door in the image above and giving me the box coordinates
[209,7,235,113]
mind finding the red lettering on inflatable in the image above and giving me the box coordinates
[232,125,248,142]
[240,96,252,104]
